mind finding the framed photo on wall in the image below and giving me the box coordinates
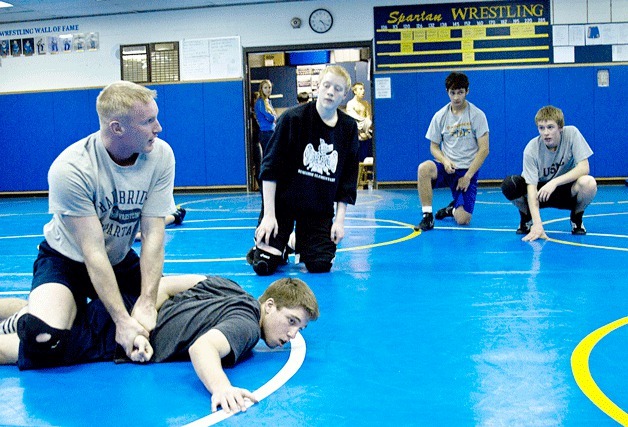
[22,38,34,56]
[0,40,9,57]
[10,39,22,57]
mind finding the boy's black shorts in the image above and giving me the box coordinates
[537,181,578,210]
[261,212,336,264]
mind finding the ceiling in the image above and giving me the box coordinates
[0,0,313,25]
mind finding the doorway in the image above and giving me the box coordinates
[243,41,374,192]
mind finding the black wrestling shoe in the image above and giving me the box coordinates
[414,212,434,231]
[516,211,532,234]
[435,201,455,220]
[571,211,587,235]
[172,206,186,225]
[246,247,255,265]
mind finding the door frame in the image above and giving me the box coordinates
[242,40,374,192]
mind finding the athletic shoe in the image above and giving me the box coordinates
[516,211,532,235]
[516,222,532,234]
[173,206,186,225]
[571,211,587,235]
[414,212,434,231]
[246,247,255,265]
[435,201,455,220]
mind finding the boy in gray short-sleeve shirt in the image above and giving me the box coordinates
[415,72,490,232]
[501,105,597,241]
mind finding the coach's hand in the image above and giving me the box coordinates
[130,335,154,363]
[116,316,150,361]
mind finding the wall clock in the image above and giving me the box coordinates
[309,8,333,34]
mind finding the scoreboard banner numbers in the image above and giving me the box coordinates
[374,0,552,71]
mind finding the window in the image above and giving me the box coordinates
[120,42,179,83]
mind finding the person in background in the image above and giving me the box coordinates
[297,92,310,105]
[415,72,490,232]
[345,82,373,161]
[254,80,277,155]
[501,105,597,241]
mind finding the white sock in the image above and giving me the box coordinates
[422,206,432,214]
[0,308,25,335]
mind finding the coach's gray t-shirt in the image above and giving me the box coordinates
[425,101,489,169]
[152,276,261,367]
[44,131,176,265]
[522,125,593,185]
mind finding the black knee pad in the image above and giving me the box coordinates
[17,313,70,360]
[252,248,282,276]
[305,260,333,273]
[501,175,527,201]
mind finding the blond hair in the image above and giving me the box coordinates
[258,80,276,116]
[318,65,351,92]
[96,81,157,126]
[259,277,319,321]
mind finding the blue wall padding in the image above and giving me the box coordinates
[0,65,625,193]
[0,81,245,192]
[373,65,627,182]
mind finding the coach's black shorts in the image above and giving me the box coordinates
[31,240,142,310]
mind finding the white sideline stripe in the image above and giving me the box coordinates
[182,333,307,427]
[0,234,43,240]
[171,225,406,232]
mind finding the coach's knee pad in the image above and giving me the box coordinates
[501,175,527,201]
[305,260,333,273]
[252,248,282,276]
[17,313,70,359]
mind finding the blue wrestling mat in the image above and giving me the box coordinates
[0,186,627,426]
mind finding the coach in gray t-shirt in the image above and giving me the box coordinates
[17,81,176,370]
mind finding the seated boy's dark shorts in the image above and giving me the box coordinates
[32,240,142,309]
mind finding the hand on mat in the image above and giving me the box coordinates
[522,223,548,242]
[130,335,153,363]
[211,385,258,414]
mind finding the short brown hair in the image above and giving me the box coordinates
[535,105,565,128]
[259,277,319,321]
